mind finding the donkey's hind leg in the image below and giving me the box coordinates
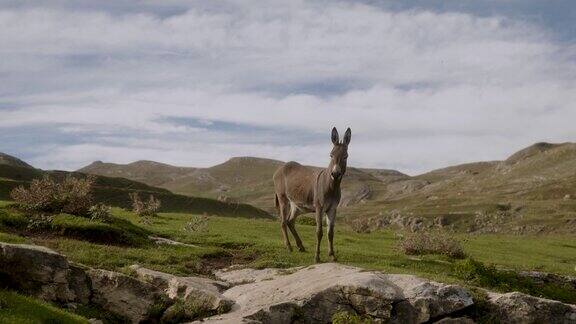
[278,196,292,252]
[287,203,305,252]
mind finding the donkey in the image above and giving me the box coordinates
[273,127,351,262]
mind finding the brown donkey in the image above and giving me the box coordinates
[273,127,351,262]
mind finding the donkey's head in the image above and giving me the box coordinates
[329,127,351,180]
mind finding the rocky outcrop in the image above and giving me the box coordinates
[0,242,224,323]
[87,269,169,323]
[3,242,576,324]
[487,291,576,324]
[130,265,233,320]
[204,263,473,323]
[0,242,80,302]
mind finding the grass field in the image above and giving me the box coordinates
[0,199,575,316]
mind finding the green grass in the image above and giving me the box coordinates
[0,201,575,303]
[0,290,88,324]
[0,165,272,219]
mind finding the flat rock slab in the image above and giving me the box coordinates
[201,263,473,323]
[130,265,233,320]
[214,267,304,285]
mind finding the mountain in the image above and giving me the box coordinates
[0,153,34,169]
[344,142,576,234]
[79,160,196,187]
[80,156,407,212]
[79,142,576,234]
[0,153,271,219]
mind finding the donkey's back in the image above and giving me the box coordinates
[273,161,317,208]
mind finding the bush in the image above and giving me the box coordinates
[397,230,465,259]
[296,216,316,226]
[129,193,161,222]
[10,175,95,216]
[89,203,112,223]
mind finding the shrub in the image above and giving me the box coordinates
[397,230,465,259]
[129,193,161,222]
[348,218,372,233]
[10,175,95,216]
[89,203,112,223]
[26,214,53,231]
[296,216,316,226]
[184,214,209,233]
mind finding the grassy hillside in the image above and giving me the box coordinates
[78,142,576,233]
[0,152,34,169]
[0,159,271,219]
[80,156,405,213]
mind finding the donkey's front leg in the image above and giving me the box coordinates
[327,208,337,262]
[314,207,323,263]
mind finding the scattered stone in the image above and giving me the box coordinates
[487,291,576,324]
[149,235,198,248]
[518,271,576,290]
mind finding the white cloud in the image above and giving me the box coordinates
[1,1,575,174]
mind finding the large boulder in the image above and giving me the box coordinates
[487,291,576,324]
[203,263,473,323]
[0,242,81,302]
[87,269,170,323]
[130,265,233,321]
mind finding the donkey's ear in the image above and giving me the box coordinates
[331,127,339,145]
[343,128,352,145]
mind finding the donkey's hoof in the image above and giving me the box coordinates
[330,255,337,262]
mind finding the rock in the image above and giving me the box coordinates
[433,318,475,324]
[88,319,104,324]
[214,267,303,285]
[130,265,233,320]
[202,263,473,323]
[87,268,170,323]
[487,291,576,324]
[67,263,92,304]
[518,271,576,290]
[0,242,77,302]
[149,235,198,248]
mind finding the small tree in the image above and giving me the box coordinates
[10,175,95,216]
[129,192,161,222]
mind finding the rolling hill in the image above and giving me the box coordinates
[0,154,271,219]
[80,156,406,212]
[79,142,576,234]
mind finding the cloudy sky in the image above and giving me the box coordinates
[1,0,575,175]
